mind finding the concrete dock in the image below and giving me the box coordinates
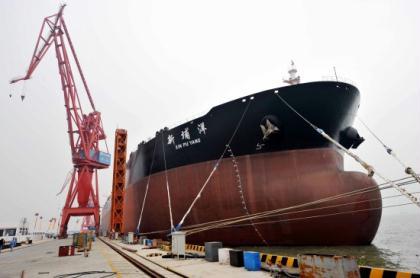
[101,238,270,278]
[1,237,419,277]
[0,239,143,277]
[0,237,271,277]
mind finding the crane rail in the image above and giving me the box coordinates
[98,237,187,278]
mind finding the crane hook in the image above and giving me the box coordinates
[21,95,25,101]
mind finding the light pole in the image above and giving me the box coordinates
[39,216,43,235]
[33,213,39,234]
[46,218,52,233]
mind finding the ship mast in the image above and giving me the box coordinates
[283,60,301,85]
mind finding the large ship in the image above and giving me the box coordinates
[102,63,382,246]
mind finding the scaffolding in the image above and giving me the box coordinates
[110,129,128,233]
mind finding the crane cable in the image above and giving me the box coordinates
[175,99,252,231]
[273,90,420,208]
[136,139,158,233]
[56,168,74,196]
[161,132,175,231]
[9,80,27,100]
[357,116,420,185]
[20,80,27,101]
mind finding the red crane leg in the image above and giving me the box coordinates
[59,166,100,237]
[77,167,93,207]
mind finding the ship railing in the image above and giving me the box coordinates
[321,76,357,87]
[140,109,211,144]
[166,109,209,129]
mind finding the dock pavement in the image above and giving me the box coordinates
[0,238,143,277]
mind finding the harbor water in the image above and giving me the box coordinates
[244,213,420,272]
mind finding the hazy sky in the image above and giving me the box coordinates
[0,0,419,231]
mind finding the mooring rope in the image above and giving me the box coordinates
[184,173,420,235]
[136,139,158,233]
[219,193,413,229]
[175,99,252,231]
[186,191,382,234]
[136,177,416,236]
[137,177,414,235]
[185,186,416,236]
[273,90,420,208]
[136,171,416,237]
[183,182,390,235]
[357,116,420,185]
[220,202,414,229]
[161,132,175,231]
[184,176,418,230]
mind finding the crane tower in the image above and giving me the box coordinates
[10,5,110,237]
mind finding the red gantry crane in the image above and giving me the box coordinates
[10,5,110,237]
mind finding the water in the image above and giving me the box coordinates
[244,213,420,272]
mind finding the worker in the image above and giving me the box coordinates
[0,238,4,253]
[10,237,16,251]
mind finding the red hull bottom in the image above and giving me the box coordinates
[122,148,381,246]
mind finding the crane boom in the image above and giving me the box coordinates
[10,6,65,84]
[10,5,110,237]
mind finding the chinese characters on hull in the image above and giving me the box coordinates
[167,121,207,150]
[181,128,190,140]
